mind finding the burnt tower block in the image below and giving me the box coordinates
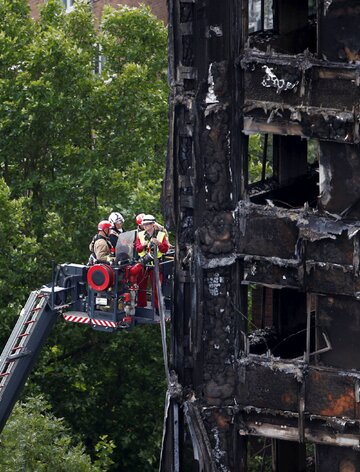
[163,0,360,470]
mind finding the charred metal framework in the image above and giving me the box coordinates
[163,0,360,471]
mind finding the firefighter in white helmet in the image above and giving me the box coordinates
[135,212,167,234]
[135,214,169,309]
[108,211,125,249]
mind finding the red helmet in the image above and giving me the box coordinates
[136,213,145,225]
[98,220,111,232]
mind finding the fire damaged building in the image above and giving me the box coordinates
[162,0,360,471]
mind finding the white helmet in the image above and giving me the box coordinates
[109,212,124,225]
[142,214,156,224]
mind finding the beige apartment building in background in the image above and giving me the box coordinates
[28,0,167,23]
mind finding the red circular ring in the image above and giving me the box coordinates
[87,264,114,291]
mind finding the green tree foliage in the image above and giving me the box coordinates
[0,1,168,470]
[0,395,114,471]
[28,324,166,471]
[0,0,168,276]
[0,178,39,345]
[248,134,273,184]
[95,4,168,223]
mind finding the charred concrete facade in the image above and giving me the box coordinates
[163,0,360,471]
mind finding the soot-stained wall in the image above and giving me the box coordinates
[164,0,360,471]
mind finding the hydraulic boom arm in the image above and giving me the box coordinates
[0,290,58,433]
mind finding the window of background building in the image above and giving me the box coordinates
[62,0,75,12]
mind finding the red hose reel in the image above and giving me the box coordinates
[87,264,115,291]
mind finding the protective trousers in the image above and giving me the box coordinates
[136,266,163,309]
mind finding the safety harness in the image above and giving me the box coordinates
[137,229,166,259]
[88,234,112,265]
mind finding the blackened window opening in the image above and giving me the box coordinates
[248,134,273,185]
[248,0,273,33]
[248,134,319,210]
[247,287,316,360]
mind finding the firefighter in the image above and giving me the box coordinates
[136,212,167,234]
[136,213,145,231]
[108,211,125,249]
[88,220,112,264]
[135,214,169,309]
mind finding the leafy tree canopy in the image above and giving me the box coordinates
[0,1,169,470]
[0,178,39,342]
[0,394,115,471]
[28,323,167,471]
[0,0,168,277]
